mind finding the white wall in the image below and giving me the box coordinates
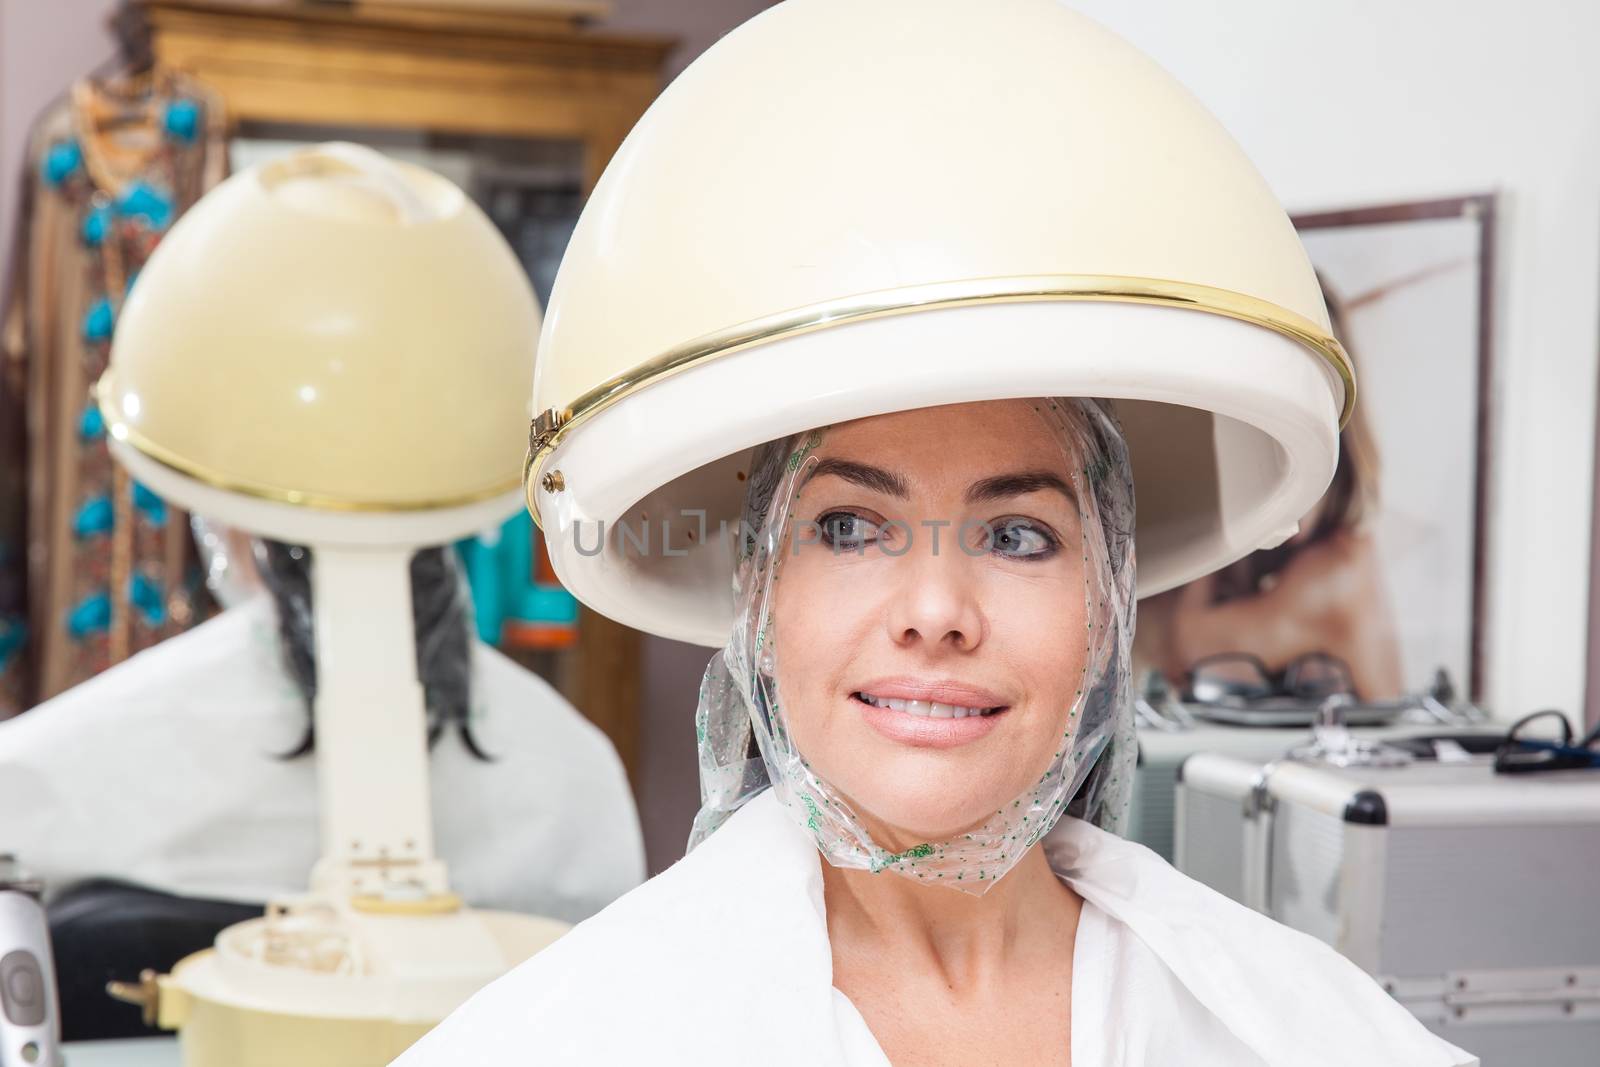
[1067,0,1600,720]
[0,0,119,305]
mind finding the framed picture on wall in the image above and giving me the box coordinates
[1134,195,1496,705]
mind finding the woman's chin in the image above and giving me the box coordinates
[844,787,1017,846]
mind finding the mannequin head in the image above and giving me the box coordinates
[771,400,1095,847]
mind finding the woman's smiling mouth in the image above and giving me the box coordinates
[849,679,1011,747]
[854,692,1003,718]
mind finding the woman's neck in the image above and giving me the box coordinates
[820,841,1081,987]
[821,839,1084,1064]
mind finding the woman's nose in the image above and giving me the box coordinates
[883,550,986,653]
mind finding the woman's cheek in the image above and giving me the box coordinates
[772,560,842,737]
[990,581,1090,717]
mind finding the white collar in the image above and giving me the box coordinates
[398,787,1475,1066]
[736,789,1474,1066]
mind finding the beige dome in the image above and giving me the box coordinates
[99,143,539,513]
[524,0,1352,646]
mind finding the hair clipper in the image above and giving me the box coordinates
[0,857,59,1067]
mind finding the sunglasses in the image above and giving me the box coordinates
[1493,709,1600,775]
[1185,650,1355,707]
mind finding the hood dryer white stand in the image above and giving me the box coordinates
[106,446,569,1066]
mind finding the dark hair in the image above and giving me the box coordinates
[257,540,492,761]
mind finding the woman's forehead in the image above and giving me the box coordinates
[818,400,1077,476]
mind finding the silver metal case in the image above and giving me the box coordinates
[1175,753,1600,1065]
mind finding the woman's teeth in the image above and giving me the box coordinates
[855,693,1000,718]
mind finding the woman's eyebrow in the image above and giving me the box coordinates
[965,470,1077,505]
[802,457,909,497]
[800,460,1076,506]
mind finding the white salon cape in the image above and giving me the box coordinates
[0,596,644,923]
[396,788,1476,1067]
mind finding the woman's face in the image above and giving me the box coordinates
[771,399,1092,846]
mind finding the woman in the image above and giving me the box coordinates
[397,402,1467,1066]
[400,1,1477,1062]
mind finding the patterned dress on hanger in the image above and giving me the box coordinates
[0,70,228,714]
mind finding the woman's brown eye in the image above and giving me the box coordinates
[819,511,881,551]
[991,518,1058,559]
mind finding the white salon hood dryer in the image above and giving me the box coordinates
[520,0,1353,643]
[95,143,565,1065]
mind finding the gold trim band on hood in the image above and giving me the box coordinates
[94,376,523,513]
[523,274,1356,526]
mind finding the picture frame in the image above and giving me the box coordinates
[1292,194,1497,700]
[1133,194,1496,705]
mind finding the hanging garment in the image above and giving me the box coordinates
[0,594,645,922]
[0,69,228,715]
[395,787,1475,1066]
